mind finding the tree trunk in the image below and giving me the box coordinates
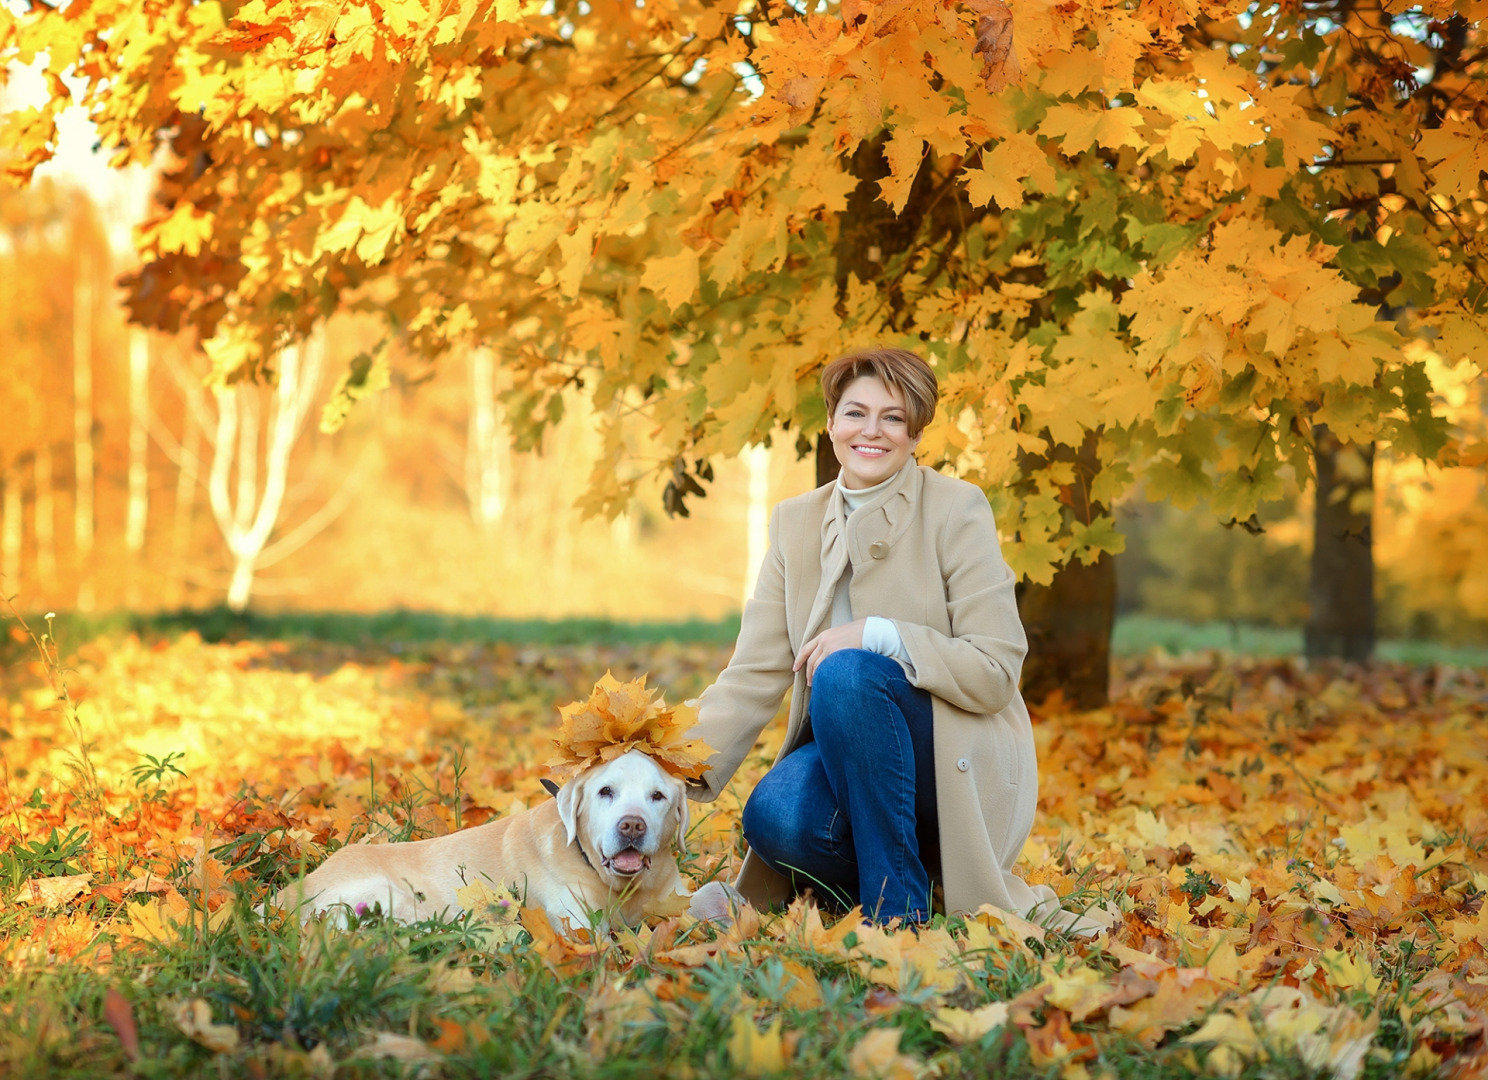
[1304,425,1375,662]
[206,339,326,612]
[742,444,772,605]
[73,260,95,611]
[34,444,55,588]
[815,434,840,487]
[465,347,508,530]
[1016,556,1117,710]
[1,467,21,590]
[1015,431,1115,710]
[126,328,150,554]
[171,400,201,604]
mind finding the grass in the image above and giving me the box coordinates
[7,607,744,652]
[15,608,1488,667]
[1110,613,1488,666]
[1,895,1368,1079]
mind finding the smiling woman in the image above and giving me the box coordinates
[687,348,1100,932]
[821,349,938,490]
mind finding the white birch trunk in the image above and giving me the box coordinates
[125,328,150,553]
[1,469,21,590]
[465,347,508,529]
[34,445,55,587]
[742,444,771,607]
[172,402,201,563]
[206,339,326,612]
[73,262,95,610]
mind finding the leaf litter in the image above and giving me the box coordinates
[0,627,1484,1078]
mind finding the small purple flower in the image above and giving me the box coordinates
[355,903,371,916]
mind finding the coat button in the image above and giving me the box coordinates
[956,758,970,772]
[869,541,889,560]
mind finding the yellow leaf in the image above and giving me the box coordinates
[641,249,700,311]
[1044,963,1112,1023]
[124,891,193,943]
[359,1031,441,1064]
[171,998,240,1054]
[876,132,925,214]
[848,1027,926,1080]
[930,1002,1009,1044]
[1040,102,1147,155]
[963,133,1054,210]
[150,204,216,257]
[1181,1011,1259,1077]
[728,1013,787,1075]
[1316,946,1381,996]
[14,872,91,908]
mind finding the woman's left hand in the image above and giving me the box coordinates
[794,619,867,685]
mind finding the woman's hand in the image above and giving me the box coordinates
[794,619,867,685]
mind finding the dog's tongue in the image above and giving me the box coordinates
[610,849,646,874]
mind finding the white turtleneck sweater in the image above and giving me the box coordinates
[828,471,914,670]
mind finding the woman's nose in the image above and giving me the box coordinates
[862,415,880,435]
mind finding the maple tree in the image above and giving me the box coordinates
[3,0,1487,662]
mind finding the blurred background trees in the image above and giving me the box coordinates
[2,0,1486,681]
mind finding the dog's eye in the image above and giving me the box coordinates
[649,790,666,802]
[598,786,614,799]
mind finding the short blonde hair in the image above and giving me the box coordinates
[821,348,939,437]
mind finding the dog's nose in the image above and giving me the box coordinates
[617,815,647,840]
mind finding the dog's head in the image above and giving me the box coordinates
[555,750,688,885]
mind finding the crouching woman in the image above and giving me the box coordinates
[687,346,1076,927]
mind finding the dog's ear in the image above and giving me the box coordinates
[671,777,690,856]
[555,773,584,847]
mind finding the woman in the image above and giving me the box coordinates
[688,347,1074,926]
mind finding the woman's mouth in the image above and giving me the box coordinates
[853,445,888,456]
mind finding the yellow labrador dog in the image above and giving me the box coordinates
[279,749,714,932]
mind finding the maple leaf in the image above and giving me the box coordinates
[546,671,715,782]
[728,1014,788,1075]
[171,999,240,1054]
[966,0,1022,93]
[848,1027,928,1080]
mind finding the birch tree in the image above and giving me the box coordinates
[205,338,325,610]
[465,347,508,531]
[71,253,93,610]
[125,328,150,555]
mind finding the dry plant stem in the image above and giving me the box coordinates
[1,596,111,875]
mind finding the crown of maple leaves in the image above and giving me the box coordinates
[546,671,715,783]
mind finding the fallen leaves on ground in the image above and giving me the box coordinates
[0,631,1485,1078]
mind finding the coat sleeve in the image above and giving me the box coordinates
[686,505,797,803]
[892,483,1027,716]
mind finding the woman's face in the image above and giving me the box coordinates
[826,376,920,490]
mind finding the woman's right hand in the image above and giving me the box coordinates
[793,619,867,685]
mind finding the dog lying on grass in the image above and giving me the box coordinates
[278,749,735,932]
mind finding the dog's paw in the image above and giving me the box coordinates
[687,880,743,925]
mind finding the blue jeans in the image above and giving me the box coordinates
[741,649,937,922]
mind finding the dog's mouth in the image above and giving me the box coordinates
[603,848,651,877]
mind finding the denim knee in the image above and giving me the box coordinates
[810,649,893,740]
[742,784,798,868]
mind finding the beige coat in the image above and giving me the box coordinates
[689,464,1067,921]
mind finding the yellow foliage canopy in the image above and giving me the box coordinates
[2,0,1486,577]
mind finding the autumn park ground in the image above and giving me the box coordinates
[0,611,1485,1080]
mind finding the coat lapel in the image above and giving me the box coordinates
[801,483,848,643]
